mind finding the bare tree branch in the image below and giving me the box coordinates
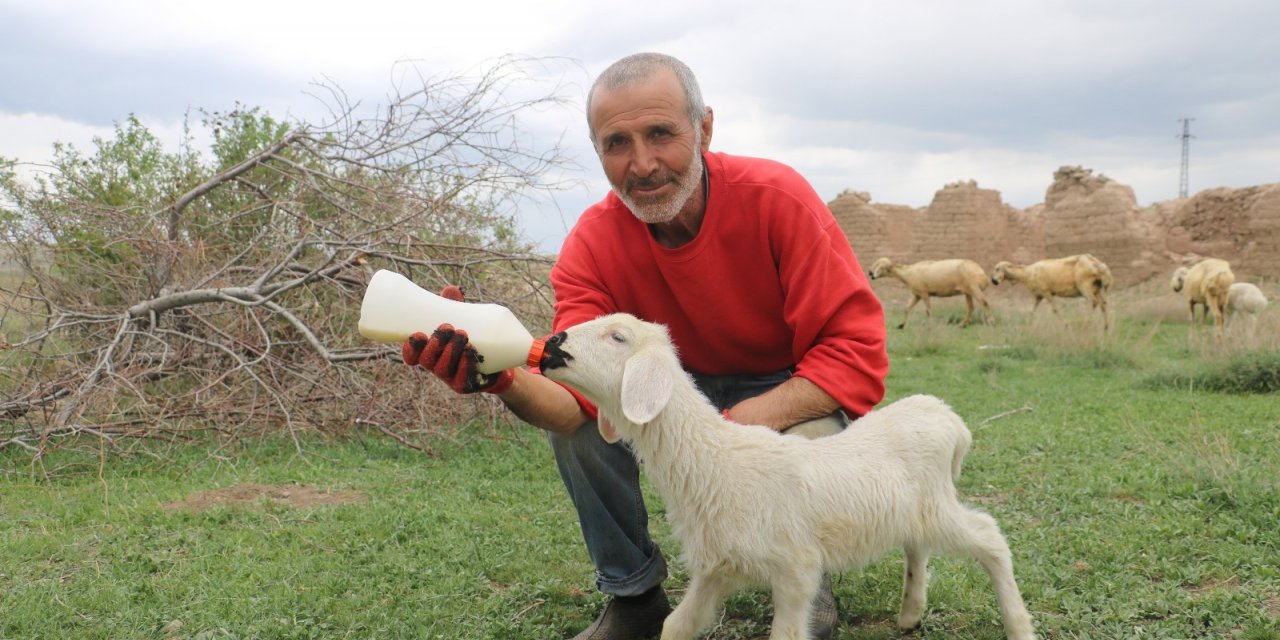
[0,56,570,468]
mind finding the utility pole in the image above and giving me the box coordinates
[1177,117,1195,198]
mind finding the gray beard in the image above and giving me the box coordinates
[615,151,705,225]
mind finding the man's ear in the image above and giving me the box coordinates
[699,106,714,152]
[620,348,674,424]
[597,416,621,444]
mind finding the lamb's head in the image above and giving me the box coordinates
[867,257,894,280]
[539,313,682,440]
[990,261,1012,285]
[1170,267,1189,293]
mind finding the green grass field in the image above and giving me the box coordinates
[3,296,1279,639]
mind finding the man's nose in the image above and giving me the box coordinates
[629,140,660,177]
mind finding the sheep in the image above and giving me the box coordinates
[1226,282,1268,335]
[867,257,995,329]
[539,313,1035,640]
[989,254,1113,332]
[1227,282,1268,317]
[1170,258,1235,338]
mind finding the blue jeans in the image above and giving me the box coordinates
[546,369,847,597]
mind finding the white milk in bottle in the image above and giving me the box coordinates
[358,269,538,374]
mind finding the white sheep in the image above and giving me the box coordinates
[1170,258,1235,338]
[867,257,995,329]
[1227,282,1268,317]
[1226,282,1268,335]
[990,254,1113,332]
[539,313,1035,640]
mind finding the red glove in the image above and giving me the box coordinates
[400,285,516,395]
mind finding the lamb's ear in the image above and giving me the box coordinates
[621,347,674,424]
[597,416,621,444]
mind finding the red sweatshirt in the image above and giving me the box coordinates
[550,151,888,417]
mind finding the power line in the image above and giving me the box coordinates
[1177,117,1195,198]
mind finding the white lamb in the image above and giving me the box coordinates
[1227,282,1268,317]
[539,313,1035,640]
[1227,282,1269,335]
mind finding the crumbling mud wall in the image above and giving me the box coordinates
[829,166,1280,289]
[910,181,1021,265]
[1039,166,1161,287]
[829,189,917,264]
[1159,184,1280,282]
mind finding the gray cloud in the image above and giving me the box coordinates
[0,10,300,126]
[3,0,1278,253]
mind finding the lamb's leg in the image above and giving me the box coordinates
[961,295,975,328]
[897,543,929,630]
[767,568,822,640]
[1211,296,1227,339]
[1045,295,1063,320]
[941,507,1035,640]
[661,572,733,640]
[899,296,921,329]
[977,293,995,326]
[1084,287,1109,332]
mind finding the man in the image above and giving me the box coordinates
[404,53,889,640]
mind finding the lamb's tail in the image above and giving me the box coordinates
[1083,254,1113,295]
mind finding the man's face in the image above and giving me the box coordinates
[589,70,711,224]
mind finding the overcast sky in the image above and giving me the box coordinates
[3,0,1278,252]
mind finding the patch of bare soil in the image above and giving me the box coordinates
[1187,575,1241,597]
[163,483,366,512]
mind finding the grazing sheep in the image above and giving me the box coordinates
[1171,258,1235,338]
[990,254,1113,331]
[868,257,995,329]
[1226,282,1268,335]
[539,313,1035,640]
[1227,282,1268,317]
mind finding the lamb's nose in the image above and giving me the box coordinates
[539,331,572,370]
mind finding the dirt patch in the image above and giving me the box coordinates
[163,483,367,512]
[1187,575,1240,598]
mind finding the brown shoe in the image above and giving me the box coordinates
[810,572,839,640]
[571,586,671,640]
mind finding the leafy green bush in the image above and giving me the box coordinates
[0,59,570,457]
[1146,350,1280,394]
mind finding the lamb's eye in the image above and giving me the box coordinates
[610,331,626,343]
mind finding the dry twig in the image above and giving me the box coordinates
[0,56,570,467]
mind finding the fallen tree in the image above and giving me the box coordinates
[0,56,573,472]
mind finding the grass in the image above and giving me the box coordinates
[3,292,1280,639]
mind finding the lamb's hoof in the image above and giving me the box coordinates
[896,323,906,330]
[897,613,923,632]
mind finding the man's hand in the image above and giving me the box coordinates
[721,377,840,431]
[400,285,515,395]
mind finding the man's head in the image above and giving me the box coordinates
[587,53,714,224]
